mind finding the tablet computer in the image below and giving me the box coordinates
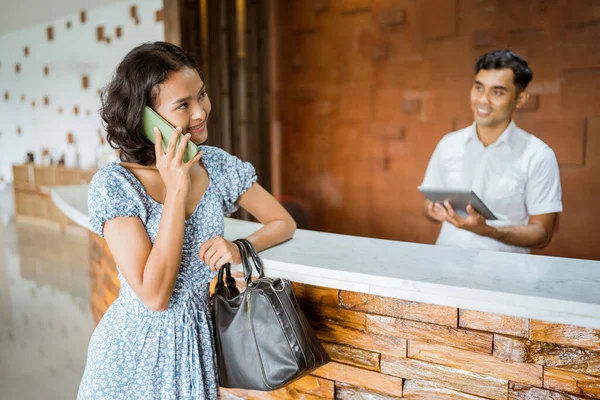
[418,187,498,220]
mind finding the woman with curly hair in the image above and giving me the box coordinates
[77,41,296,399]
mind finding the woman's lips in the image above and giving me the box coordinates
[189,121,206,133]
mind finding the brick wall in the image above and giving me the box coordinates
[89,235,600,399]
[274,0,600,260]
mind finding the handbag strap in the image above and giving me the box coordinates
[236,238,265,279]
[216,261,237,290]
[216,239,265,289]
[234,239,255,286]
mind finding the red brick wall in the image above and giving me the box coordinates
[275,0,600,260]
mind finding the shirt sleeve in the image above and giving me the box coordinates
[525,147,563,215]
[421,141,445,188]
[87,168,141,237]
[211,148,258,215]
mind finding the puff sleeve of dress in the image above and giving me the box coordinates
[202,146,257,215]
[87,164,143,238]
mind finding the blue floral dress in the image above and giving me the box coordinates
[78,146,257,400]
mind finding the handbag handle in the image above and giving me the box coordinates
[215,239,265,292]
[215,260,239,293]
[236,239,265,280]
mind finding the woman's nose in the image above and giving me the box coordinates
[191,104,207,121]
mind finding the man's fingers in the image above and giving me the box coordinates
[444,201,456,216]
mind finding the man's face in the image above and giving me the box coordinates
[470,68,524,128]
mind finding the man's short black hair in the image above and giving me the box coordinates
[475,49,533,91]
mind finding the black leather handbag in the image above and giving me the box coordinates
[211,239,330,391]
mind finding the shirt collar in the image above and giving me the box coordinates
[466,120,517,149]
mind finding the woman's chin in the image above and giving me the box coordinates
[190,131,208,145]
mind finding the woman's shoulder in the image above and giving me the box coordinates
[89,162,141,197]
[198,145,232,165]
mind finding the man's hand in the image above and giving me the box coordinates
[434,201,491,236]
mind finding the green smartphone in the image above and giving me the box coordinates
[140,106,199,163]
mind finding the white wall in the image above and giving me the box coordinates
[0,0,164,182]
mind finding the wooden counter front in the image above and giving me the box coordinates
[89,233,600,399]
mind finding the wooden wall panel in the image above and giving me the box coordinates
[275,0,600,260]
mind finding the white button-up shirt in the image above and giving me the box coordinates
[421,121,563,254]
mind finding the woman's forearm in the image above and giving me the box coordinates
[245,218,297,253]
[141,193,187,310]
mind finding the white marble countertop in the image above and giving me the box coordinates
[51,185,600,329]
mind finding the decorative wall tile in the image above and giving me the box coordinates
[403,380,489,399]
[80,11,87,24]
[340,290,457,327]
[459,309,529,338]
[544,368,600,398]
[402,98,422,114]
[96,26,105,42]
[291,0,317,33]
[223,375,334,399]
[494,334,600,377]
[130,5,140,25]
[321,342,380,371]
[340,0,371,15]
[515,118,586,167]
[313,0,330,13]
[47,26,53,41]
[379,8,406,30]
[472,30,494,48]
[367,314,493,353]
[381,355,508,400]
[422,0,458,39]
[313,362,404,397]
[509,382,589,400]
[407,340,543,386]
[561,68,600,115]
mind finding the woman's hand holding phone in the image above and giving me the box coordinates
[154,126,203,201]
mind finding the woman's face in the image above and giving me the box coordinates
[153,67,211,145]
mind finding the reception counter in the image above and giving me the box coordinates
[53,184,600,399]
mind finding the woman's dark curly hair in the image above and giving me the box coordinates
[101,41,203,166]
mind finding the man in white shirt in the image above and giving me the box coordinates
[421,49,562,253]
